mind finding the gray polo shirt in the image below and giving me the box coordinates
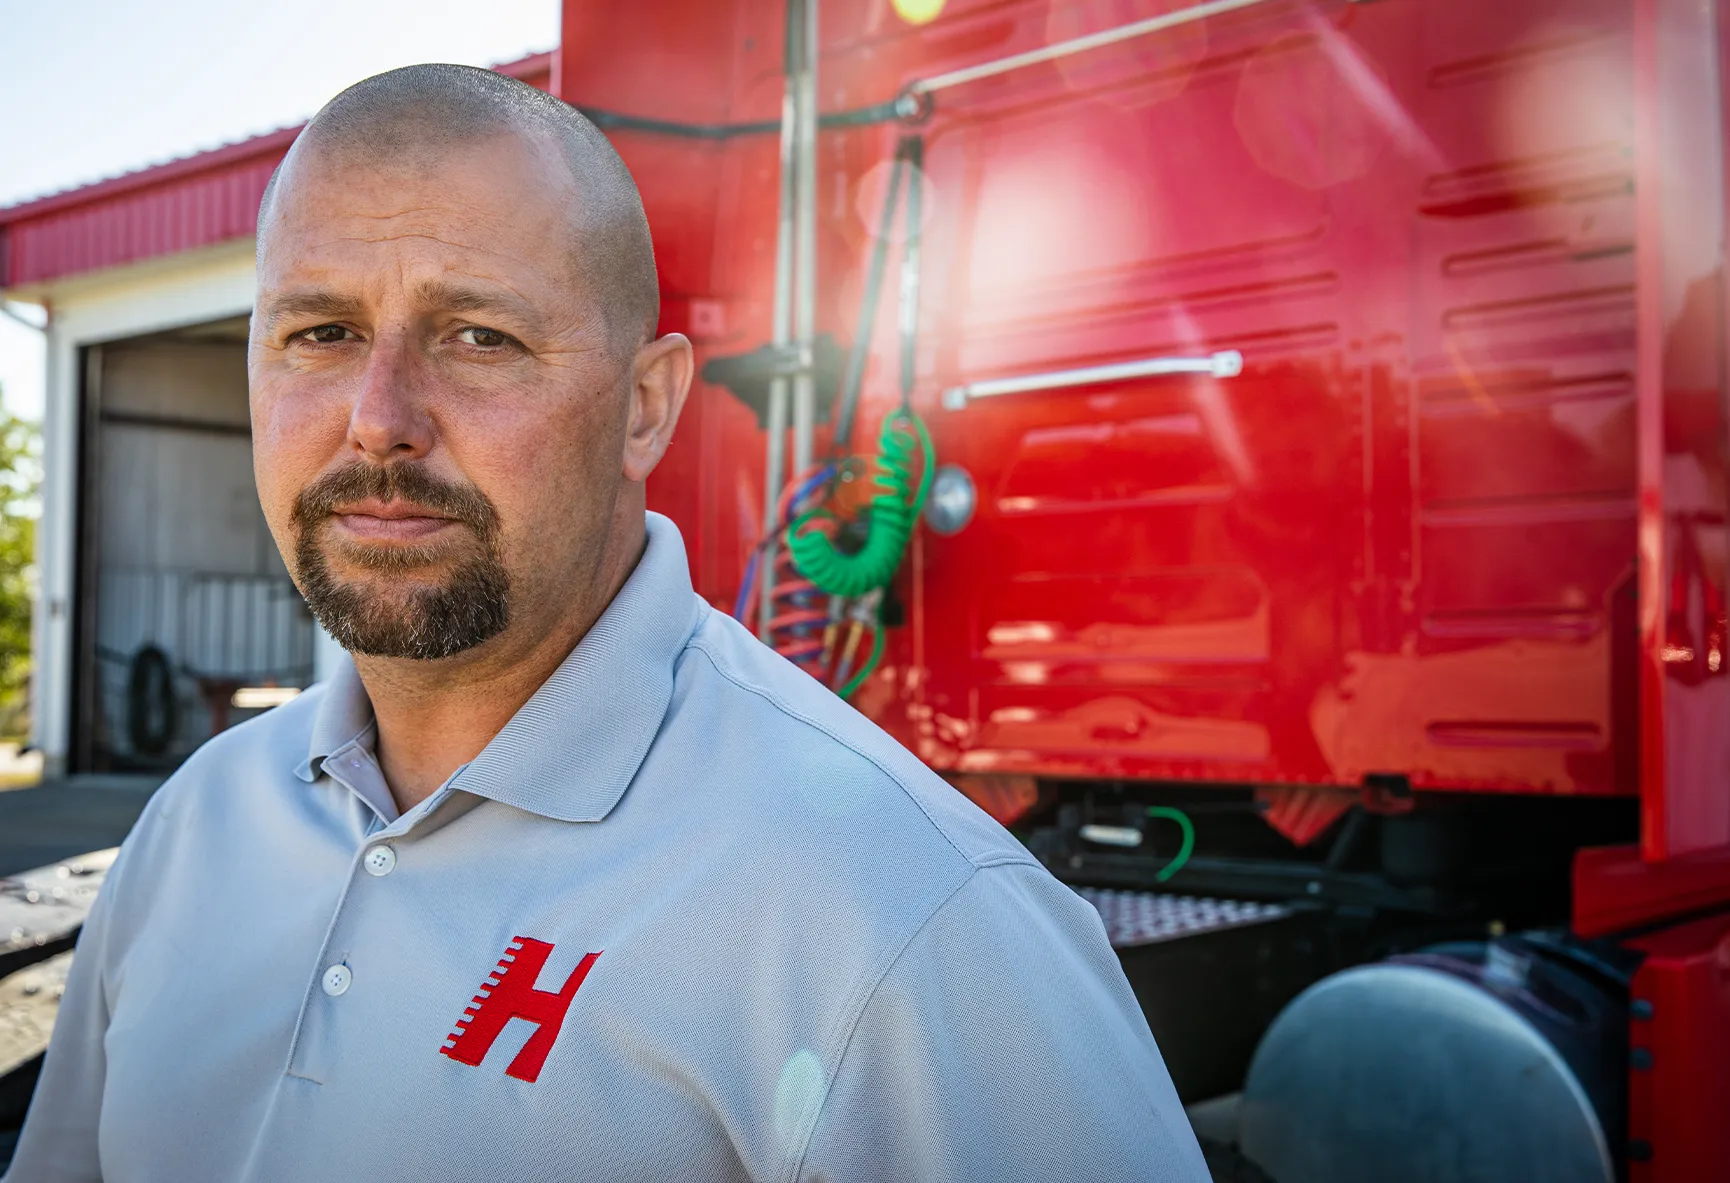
[6,513,1206,1183]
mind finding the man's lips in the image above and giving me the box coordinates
[328,499,462,543]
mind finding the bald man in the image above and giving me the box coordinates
[4,65,1207,1183]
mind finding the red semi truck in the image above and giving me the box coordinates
[555,0,1730,1178]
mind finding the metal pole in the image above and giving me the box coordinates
[790,0,820,478]
[758,0,804,640]
[907,0,1277,97]
[897,136,924,408]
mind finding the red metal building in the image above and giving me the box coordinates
[0,54,552,290]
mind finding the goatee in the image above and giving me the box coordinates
[291,462,510,660]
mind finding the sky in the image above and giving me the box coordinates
[0,0,561,420]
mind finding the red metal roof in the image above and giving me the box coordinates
[0,52,554,292]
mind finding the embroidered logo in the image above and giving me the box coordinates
[439,936,601,1083]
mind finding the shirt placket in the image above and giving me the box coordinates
[279,751,454,1084]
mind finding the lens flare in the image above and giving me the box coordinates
[1046,0,1208,108]
[774,1050,826,1153]
[1234,32,1390,190]
[892,0,945,25]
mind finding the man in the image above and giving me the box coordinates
[6,65,1206,1182]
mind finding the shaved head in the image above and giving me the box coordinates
[260,63,658,355]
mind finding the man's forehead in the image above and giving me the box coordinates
[256,139,584,298]
[270,130,577,230]
[256,233,573,318]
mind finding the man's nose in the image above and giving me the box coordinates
[346,332,434,462]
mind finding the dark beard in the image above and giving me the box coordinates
[291,462,510,660]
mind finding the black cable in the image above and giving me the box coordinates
[1325,807,1372,871]
[833,139,913,448]
[575,98,908,141]
[824,101,917,129]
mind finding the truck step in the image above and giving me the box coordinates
[1075,888,1290,949]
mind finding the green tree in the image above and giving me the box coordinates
[0,394,40,740]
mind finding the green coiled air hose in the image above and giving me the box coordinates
[788,410,934,598]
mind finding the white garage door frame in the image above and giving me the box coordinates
[27,240,260,775]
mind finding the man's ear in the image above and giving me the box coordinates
[622,332,694,483]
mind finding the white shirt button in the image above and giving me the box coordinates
[321,964,352,996]
[363,845,397,876]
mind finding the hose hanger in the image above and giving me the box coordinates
[781,131,933,694]
[735,129,936,700]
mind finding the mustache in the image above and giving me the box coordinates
[291,462,500,537]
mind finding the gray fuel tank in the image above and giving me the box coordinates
[1238,953,1619,1183]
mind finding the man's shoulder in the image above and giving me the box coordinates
[89,682,331,934]
[672,604,1035,877]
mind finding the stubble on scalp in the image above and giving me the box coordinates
[257,63,660,360]
[292,464,510,660]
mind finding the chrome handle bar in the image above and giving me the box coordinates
[939,349,1243,410]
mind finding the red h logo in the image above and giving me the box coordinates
[439,936,601,1083]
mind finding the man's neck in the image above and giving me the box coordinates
[353,515,647,814]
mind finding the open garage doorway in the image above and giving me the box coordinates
[70,316,314,773]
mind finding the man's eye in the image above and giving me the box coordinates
[300,324,352,344]
[457,327,512,348]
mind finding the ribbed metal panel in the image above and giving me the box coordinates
[0,53,553,291]
[4,151,283,288]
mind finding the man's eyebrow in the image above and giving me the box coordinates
[256,282,550,337]
[411,279,546,333]
[257,291,366,334]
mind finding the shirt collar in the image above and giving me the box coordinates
[299,511,703,823]
[297,658,374,782]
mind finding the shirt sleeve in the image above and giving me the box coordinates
[2,842,131,1183]
[796,861,1210,1183]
